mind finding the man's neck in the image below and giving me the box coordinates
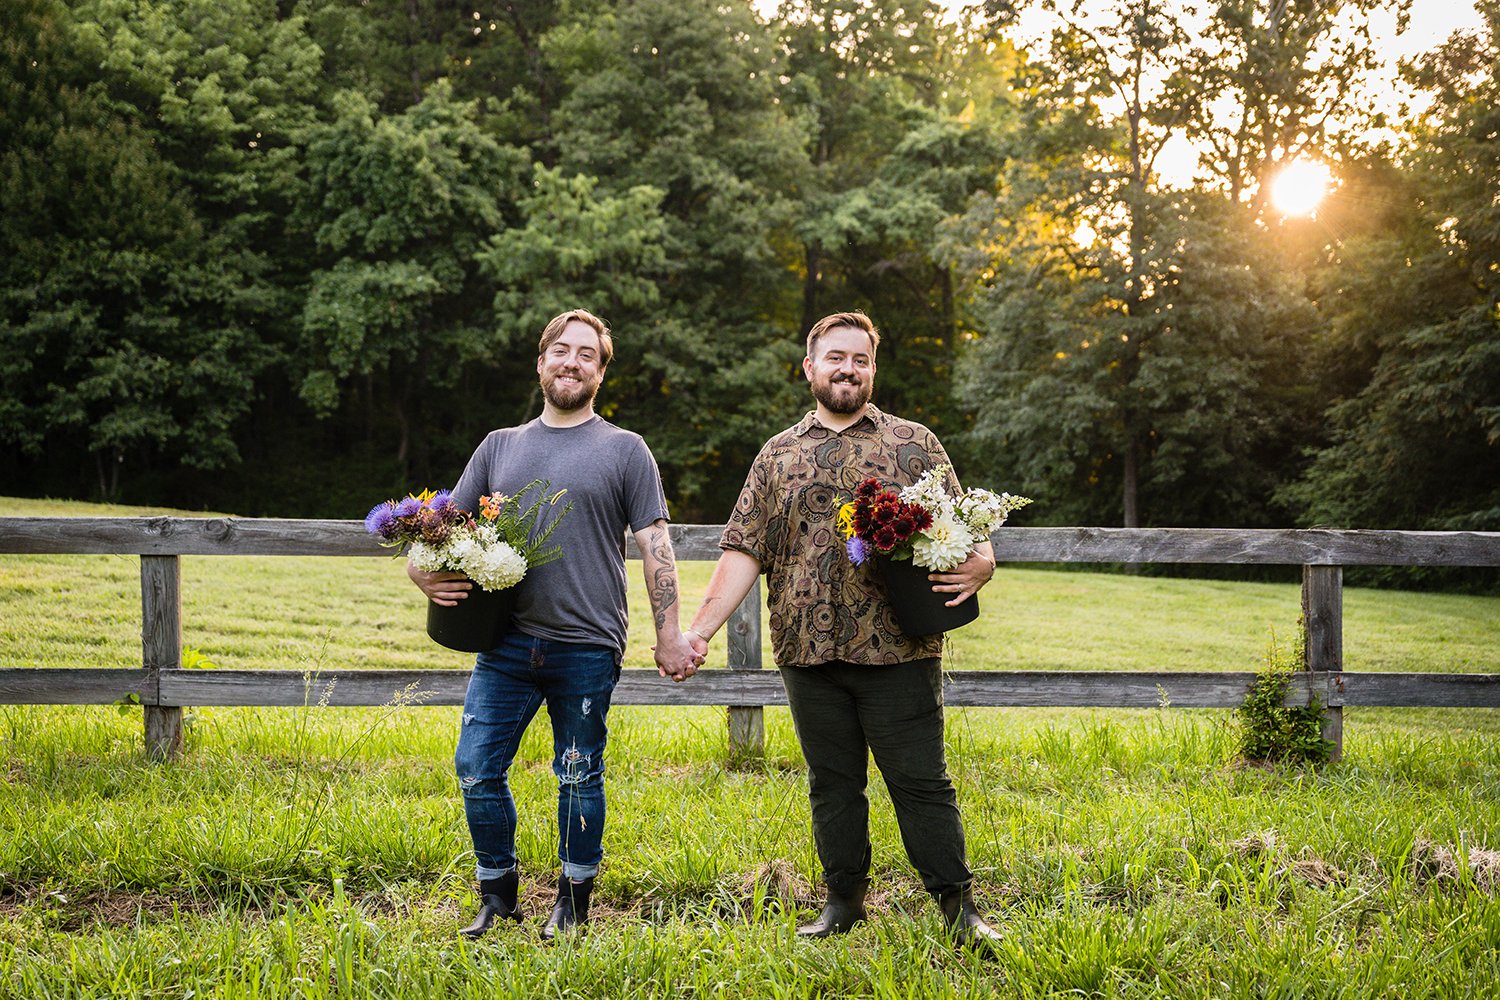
[540,403,596,428]
[814,403,870,433]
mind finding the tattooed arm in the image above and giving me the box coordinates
[633,518,701,682]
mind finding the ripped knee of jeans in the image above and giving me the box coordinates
[558,744,592,786]
[458,774,504,797]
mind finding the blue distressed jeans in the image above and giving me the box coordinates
[454,631,620,881]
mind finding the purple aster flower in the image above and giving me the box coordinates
[364,501,396,539]
[846,536,869,565]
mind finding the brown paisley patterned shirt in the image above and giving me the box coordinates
[720,405,962,668]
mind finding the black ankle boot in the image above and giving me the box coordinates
[541,875,594,941]
[460,870,522,939]
[937,886,1002,950]
[796,884,868,938]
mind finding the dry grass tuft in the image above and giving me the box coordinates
[1231,830,1280,858]
[1408,838,1460,885]
[738,857,811,905]
[1289,857,1348,888]
[1469,849,1500,892]
[1407,839,1500,893]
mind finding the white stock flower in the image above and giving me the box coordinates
[912,510,975,571]
[899,465,953,514]
[958,490,1005,534]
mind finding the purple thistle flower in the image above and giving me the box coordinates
[393,495,423,519]
[418,503,458,544]
[364,502,397,539]
[846,536,869,565]
[429,489,454,511]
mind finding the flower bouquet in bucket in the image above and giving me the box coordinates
[366,484,571,652]
[837,465,1031,635]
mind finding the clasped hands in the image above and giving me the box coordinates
[654,629,706,683]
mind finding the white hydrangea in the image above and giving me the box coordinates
[911,510,976,571]
[458,539,528,592]
[406,540,449,573]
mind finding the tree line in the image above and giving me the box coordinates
[2,0,1496,560]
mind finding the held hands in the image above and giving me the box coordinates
[928,550,996,607]
[407,563,472,606]
[654,630,705,683]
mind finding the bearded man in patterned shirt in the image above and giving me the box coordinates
[684,311,1002,948]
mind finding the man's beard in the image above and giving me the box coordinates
[810,376,871,414]
[541,372,600,411]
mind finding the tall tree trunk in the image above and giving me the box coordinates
[938,265,955,358]
[1121,421,1140,574]
[801,243,822,337]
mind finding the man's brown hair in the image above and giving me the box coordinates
[538,309,614,368]
[805,311,880,360]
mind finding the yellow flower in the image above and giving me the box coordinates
[836,501,857,539]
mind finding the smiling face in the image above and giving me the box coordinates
[804,325,876,416]
[537,320,606,412]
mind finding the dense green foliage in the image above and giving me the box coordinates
[2,0,1497,540]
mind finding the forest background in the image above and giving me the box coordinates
[2,0,1497,578]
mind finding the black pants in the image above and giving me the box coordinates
[779,658,972,898]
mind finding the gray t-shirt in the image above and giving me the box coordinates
[450,416,668,656]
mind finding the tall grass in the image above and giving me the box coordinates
[2,498,1499,996]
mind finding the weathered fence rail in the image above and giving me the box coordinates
[3,518,1499,762]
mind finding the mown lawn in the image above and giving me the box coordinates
[2,498,1498,998]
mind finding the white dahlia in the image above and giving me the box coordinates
[911,510,975,572]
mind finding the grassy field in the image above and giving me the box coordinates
[2,497,1499,997]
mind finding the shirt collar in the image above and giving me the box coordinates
[794,403,886,437]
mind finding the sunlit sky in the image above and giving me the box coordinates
[752,0,1486,194]
[752,0,1485,61]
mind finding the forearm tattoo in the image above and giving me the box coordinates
[646,525,679,631]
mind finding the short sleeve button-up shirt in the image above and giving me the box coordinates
[720,405,962,668]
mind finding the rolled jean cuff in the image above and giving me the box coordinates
[475,862,518,881]
[561,861,599,880]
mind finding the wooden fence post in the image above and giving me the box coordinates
[725,578,765,764]
[1301,564,1344,763]
[141,554,183,761]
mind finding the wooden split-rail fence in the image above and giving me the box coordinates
[2,518,1498,763]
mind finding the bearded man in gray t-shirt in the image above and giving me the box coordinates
[407,309,701,941]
